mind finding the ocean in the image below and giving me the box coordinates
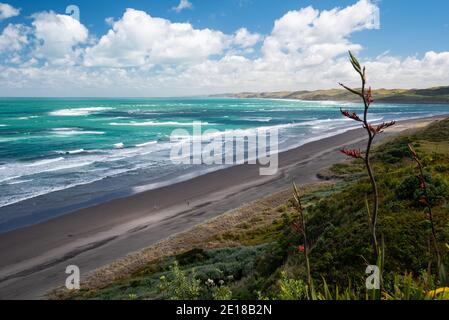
[0,97,448,233]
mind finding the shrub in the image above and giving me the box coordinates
[159,261,201,300]
[396,172,449,206]
[277,271,308,300]
[206,279,232,300]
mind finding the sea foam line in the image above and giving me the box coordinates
[25,157,65,167]
[49,107,114,117]
[109,121,213,127]
[60,149,85,155]
[136,141,158,147]
[0,166,136,209]
[51,128,105,135]
[0,176,21,183]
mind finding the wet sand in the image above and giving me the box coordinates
[0,116,443,299]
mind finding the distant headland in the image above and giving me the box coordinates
[213,86,449,104]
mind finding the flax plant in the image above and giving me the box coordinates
[408,144,442,274]
[339,51,395,260]
[292,183,314,298]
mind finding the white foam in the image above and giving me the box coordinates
[25,157,64,167]
[1,155,105,185]
[16,116,39,120]
[51,128,72,131]
[314,100,356,106]
[66,149,85,154]
[301,117,384,127]
[51,128,105,135]
[49,107,113,116]
[136,141,158,147]
[243,117,272,122]
[0,160,151,208]
[109,121,212,127]
[0,177,107,208]
[114,142,125,149]
[56,149,87,155]
[0,124,8,127]
[0,176,21,183]
[169,123,302,147]
[39,161,95,173]
[6,179,33,185]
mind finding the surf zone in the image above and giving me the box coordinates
[169,121,279,176]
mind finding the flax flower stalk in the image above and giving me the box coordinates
[339,51,396,260]
[292,183,313,297]
[408,144,441,271]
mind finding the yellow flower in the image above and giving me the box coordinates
[426,287,449,300]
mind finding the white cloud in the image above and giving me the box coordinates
[261,0,379,67]
[3,49,449,97]
[232,28,261,48]
[0,23,29,52]
[84,8,227,67]
[1,0,449,97]
[364,51,449,88]
[172,0,193,13]
[32,11,89,65]
[0,2,20,20]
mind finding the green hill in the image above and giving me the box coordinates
[219,86,449,104]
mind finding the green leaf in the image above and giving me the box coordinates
[339,83,363,97]
[349,51,360,67]
[349,51,362,73]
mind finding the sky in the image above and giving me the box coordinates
[0,0,449,97]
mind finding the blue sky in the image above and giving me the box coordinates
[1,0,449,96]
[5,0,449,57]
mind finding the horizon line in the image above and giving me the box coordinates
[1,84,449,99]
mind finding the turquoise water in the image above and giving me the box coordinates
[0,97,448,232]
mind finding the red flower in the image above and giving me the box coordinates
[340,148,363,159]
[298,245,305,253]
[366,121,396,135]
[365,87,374,106]
[420,181,426,190]
[340,108,362,122]
[292,220,303,233]
[419,196,429,206]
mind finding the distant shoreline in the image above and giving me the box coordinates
[0,115,445,299]
[211,86,449,105]
[214,96,449,105]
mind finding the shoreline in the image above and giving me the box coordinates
[213,95,449,105]
[0,115,445,299]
